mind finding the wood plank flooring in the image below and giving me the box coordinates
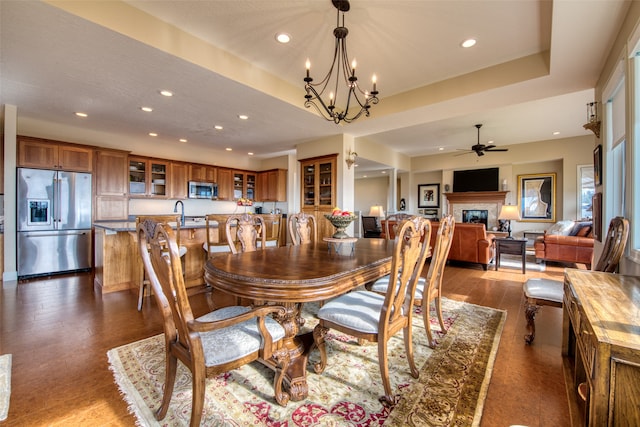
[0,258,572,426]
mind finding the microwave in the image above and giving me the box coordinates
[188,181,218,199]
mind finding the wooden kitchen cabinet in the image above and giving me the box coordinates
[18,135,93,172]
[233,171,257,200]
[257,169,287,202]
[94,149,129,220]
[170,162,189,199]
[216,168,233,200]
[189,164,217,183]
[563,269,640,426]
[300,154,337,239]
[128,156,169,198]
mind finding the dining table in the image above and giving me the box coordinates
[204,237,395,401]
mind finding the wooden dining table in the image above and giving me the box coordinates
[204,238,395,401]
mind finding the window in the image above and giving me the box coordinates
[577,165,595,220]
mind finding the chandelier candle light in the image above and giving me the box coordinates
[304,0,379,124]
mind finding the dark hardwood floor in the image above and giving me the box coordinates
[0,258,572,426]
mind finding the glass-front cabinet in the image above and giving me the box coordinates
[129,157,168,197]
[233,171,257,200]
[300,154,337,239]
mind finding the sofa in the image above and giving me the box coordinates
[429,222,496,270]
[534,220,594,268]
[381,219,495,269]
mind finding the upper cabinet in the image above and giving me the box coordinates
[189,164,217,183]
[233,171,257,200]
[217,168,233,200]
[257,169,287,202]
[18,136,93,172]
[128,156,169,198]
[170,162,189,199]
[300,154,337,208]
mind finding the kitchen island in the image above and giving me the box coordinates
[93,214,286,294]
[93,219,212,293]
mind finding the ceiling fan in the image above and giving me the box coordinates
[456,124,509,156]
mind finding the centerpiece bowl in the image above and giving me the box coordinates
[324,214,357,239]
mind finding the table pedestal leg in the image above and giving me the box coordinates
[270,302,316,401]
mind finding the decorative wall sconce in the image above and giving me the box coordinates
[345,150,357,169]
[583,101,601,138]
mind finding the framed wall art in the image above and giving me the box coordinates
[517,173,556,222]
[593,144,602,186]
[418,183,440,208]
[592,192,602,242]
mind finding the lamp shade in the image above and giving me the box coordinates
[499,205,521,221]
[369,205,385,217]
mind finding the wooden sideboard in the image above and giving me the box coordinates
[562,269,640,426]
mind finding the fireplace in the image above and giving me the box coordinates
[443,191,508,230]
[463,210,488,228]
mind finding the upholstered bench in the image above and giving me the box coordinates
[523,278,564,344]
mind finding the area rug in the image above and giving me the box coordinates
[0,354,11,421]
[108,298,505,427]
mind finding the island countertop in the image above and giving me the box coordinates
[93,219,214,232]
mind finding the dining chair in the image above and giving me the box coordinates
[203,214,232,258]
[370,215,455,347]
[288,212,318,245]
[257,213,282,248]
[135,214,187,311]
[312,216,432,406]
[225,212,266,254]
[136,219,290,427]
[523,216,629,344]
[382,213,413,240]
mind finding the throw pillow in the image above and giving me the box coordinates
[575,226,592,237]
[546,220,575,236]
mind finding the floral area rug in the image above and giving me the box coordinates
[107,298,505,427]
[0,354,11,421]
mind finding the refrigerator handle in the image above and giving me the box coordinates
[55,177,61,223]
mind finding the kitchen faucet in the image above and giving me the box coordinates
[174,200,185,226]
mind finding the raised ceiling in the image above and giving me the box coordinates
[0,0,631,175]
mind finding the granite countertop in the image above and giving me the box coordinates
[94,219,212,232]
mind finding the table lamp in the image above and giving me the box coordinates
[498,204,521,238]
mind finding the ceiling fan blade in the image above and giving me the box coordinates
[485,148,508,152]
[454,151,474,157]
[483,144,496,150]
[476,151,485,157]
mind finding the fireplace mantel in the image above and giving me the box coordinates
[443,191,508,205]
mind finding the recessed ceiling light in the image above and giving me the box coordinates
[214,125,223,130]
[225,147,232,151]
[275,32,291,44]
[248,152,254,156]
[238,114,249,120]
[461,38,477,48]
[159,90,173,97]
[488,140,494,144]
[149,132,158,137]
[141,106,153,112]
[553,131,560,135]
[179,138,187,143]
[381,171,386,174]
[75,112,88,117]
[438,147,444,151]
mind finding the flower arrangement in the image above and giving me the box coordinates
[237,198,253,206]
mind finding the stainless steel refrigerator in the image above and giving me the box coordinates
[17,168,92,278]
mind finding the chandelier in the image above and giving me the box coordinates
[304,0,379,124]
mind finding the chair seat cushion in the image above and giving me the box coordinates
[197,306,286,366]
[203,243,231,253]
[523,278,563,303]
[370,275,427,300]
[317,291,386,334]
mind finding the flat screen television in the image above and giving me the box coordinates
[453,167,499,192]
